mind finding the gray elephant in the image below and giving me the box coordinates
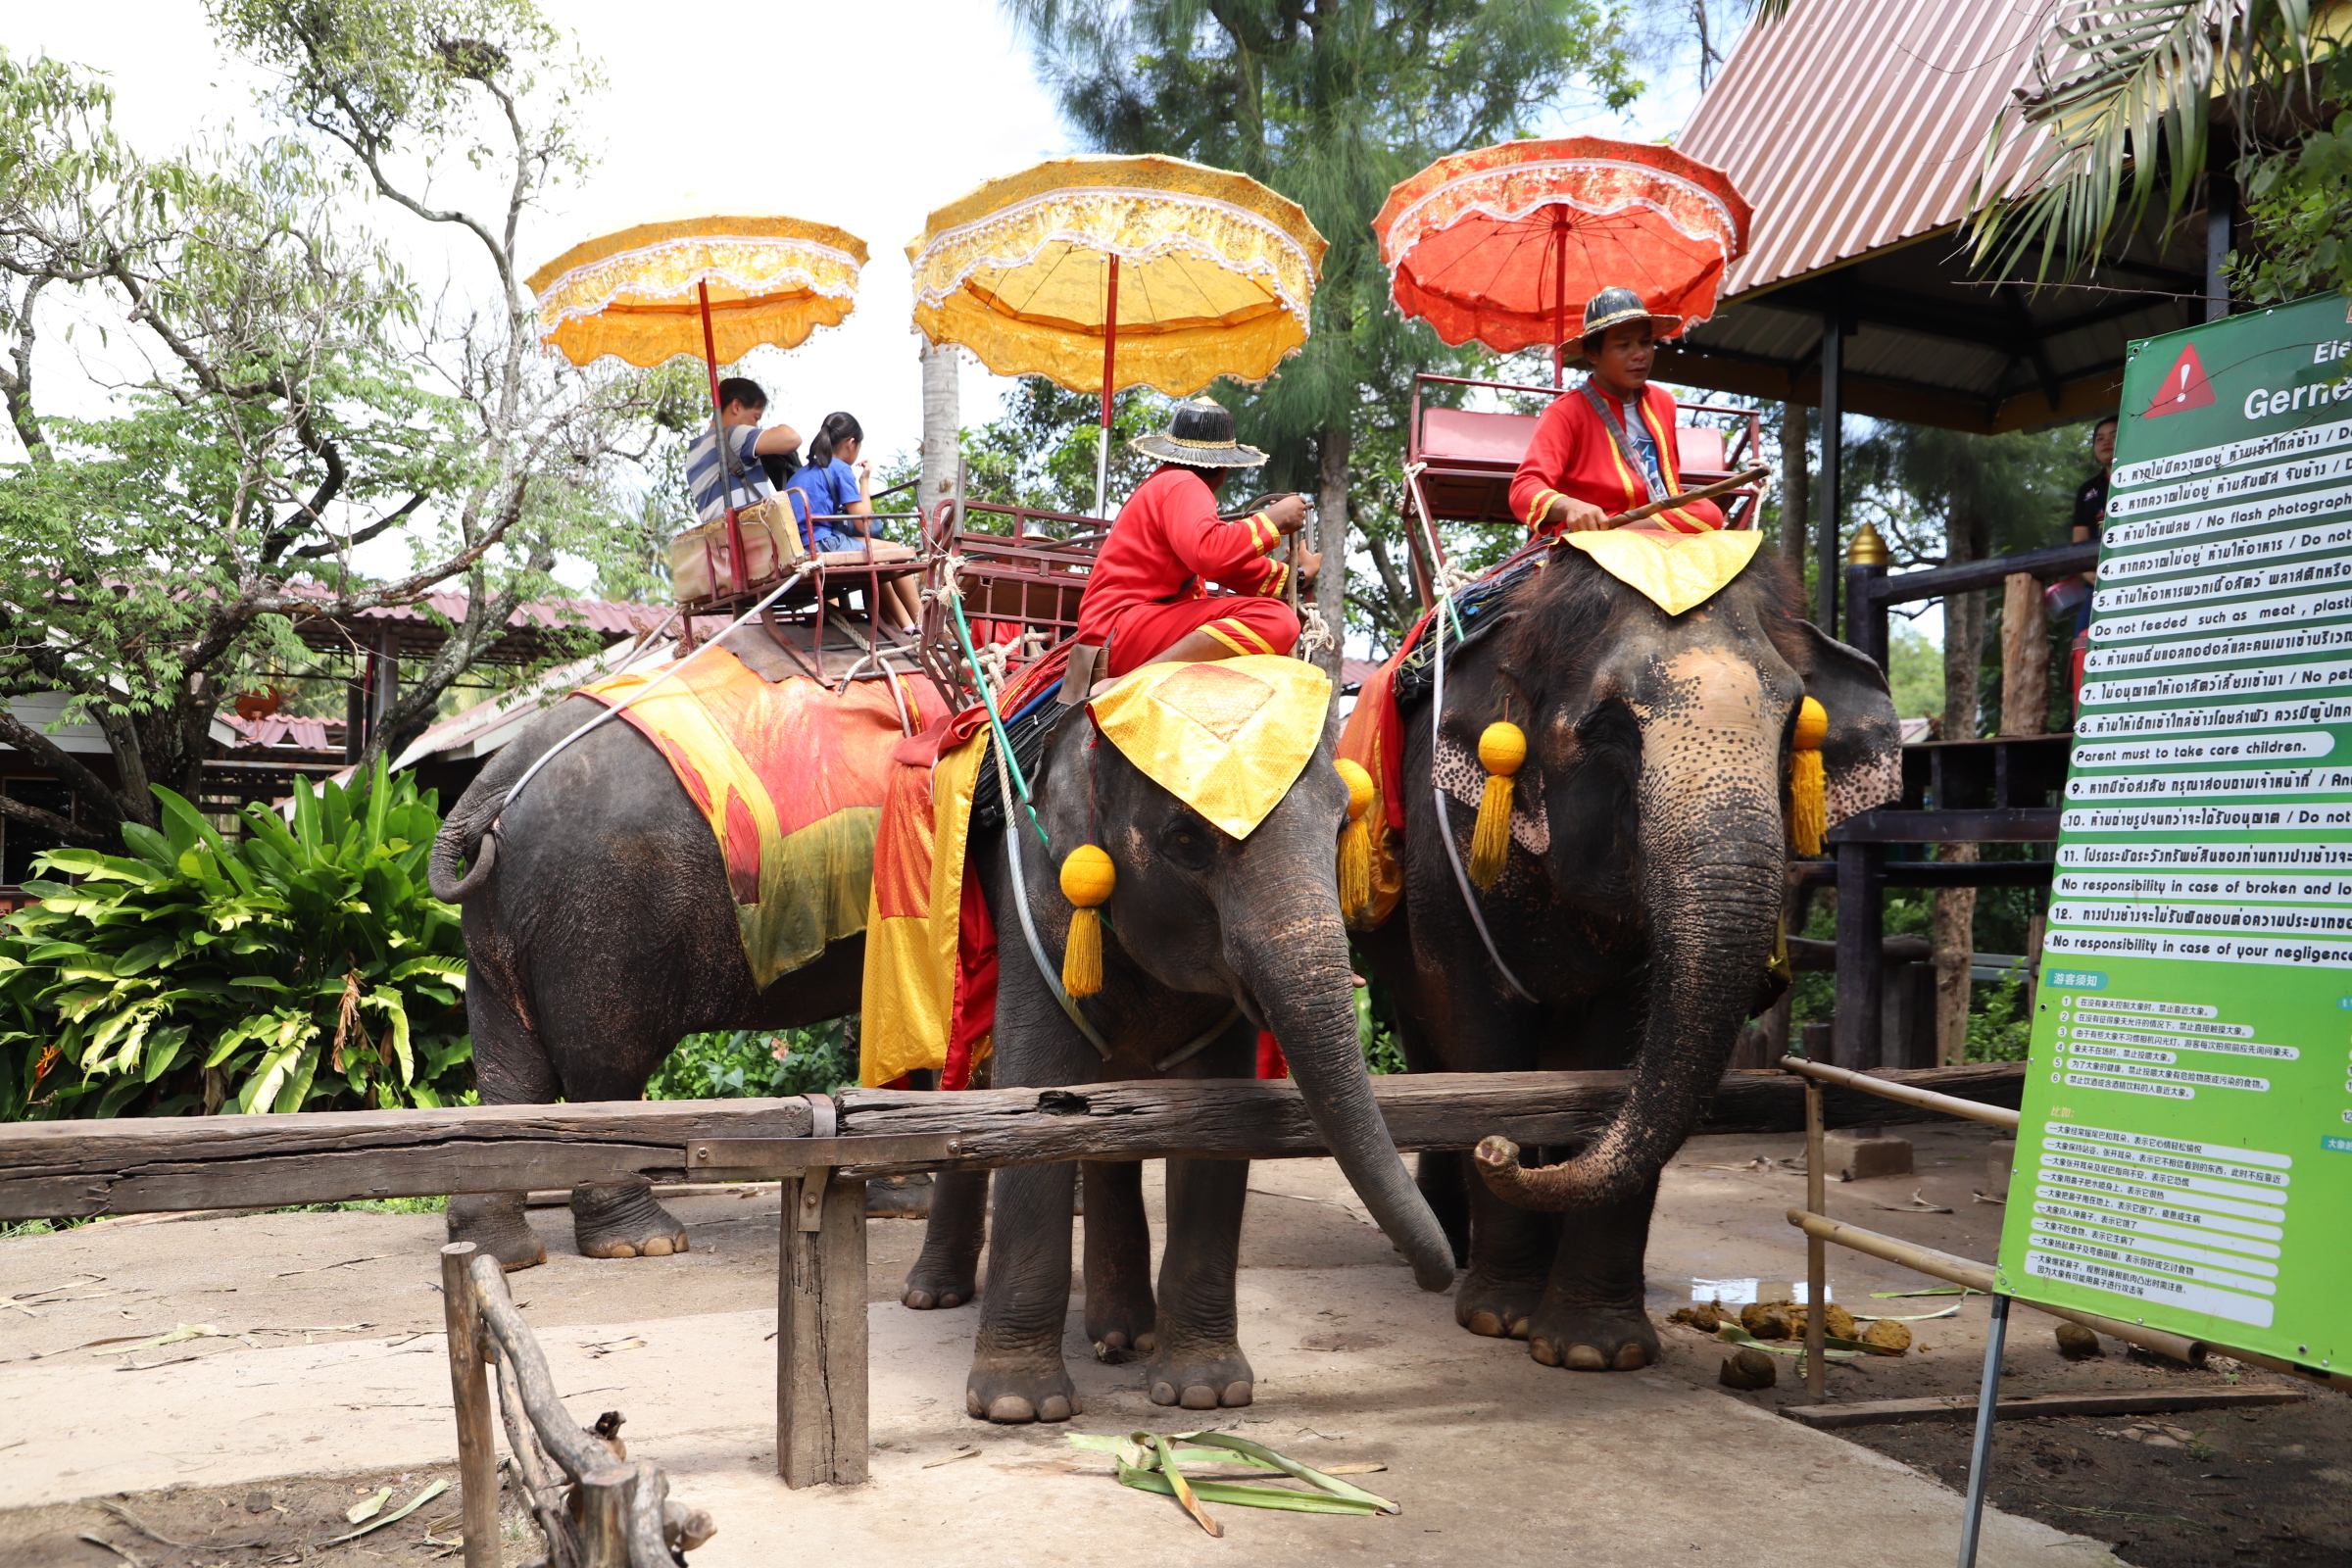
[899,662,1455,1423]
[428,676,867,1267]
[1355,549,1898,1372]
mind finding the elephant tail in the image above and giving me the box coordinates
[429,810,499,903]
[428,734,540,904]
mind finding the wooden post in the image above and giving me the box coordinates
[1998,572,2050,737]
[778,1170,869,1488]
[1833,841,1885,1069]
[573,1463,635,1568]
[438,1243,500,1568]
[1804,1081,1827,1402]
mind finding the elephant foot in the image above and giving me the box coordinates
[865,1173,934,1218]
[1145,1345,1254,1411]
[570,1182,689,1259]
[1453,1272,1543,1341]
[965,1354,1079,1424]
[447,1192,546,1272]
[903,1254,978,1310]
[1085,1295,1157,1364]
[1526,1300,1658,1372]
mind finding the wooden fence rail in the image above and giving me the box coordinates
[0,1064,2024,1220]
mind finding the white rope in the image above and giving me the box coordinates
[1295,600,1337,658]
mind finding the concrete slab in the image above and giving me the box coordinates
[0,1150,2123,1567]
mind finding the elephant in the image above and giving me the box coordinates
[427,655,867,1268]
[900,681,1457,1424]
[1354,548,1899,1373]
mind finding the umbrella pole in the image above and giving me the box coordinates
[1551,208,1568,390]
[699,279,749,596]
[1096,254,1120,519]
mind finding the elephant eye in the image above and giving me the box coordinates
[1160,812,1214,868]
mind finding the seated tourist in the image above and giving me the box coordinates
[1073,399,1315,679]
[686,377,801,522]
[785,411,922,635]
[1508,286,1726,536]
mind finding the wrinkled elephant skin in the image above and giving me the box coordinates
[1358,551,1898,1372]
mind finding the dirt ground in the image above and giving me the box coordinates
[2,1120,2341,1567]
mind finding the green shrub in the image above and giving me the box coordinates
[0,761,469,1119]
[646,1017,859,1100]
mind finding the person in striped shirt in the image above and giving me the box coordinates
[685,377,802,522]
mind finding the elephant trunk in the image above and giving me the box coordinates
[1228,876,1456,1292]
[1477,650,1785,1211]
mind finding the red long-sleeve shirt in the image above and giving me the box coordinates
[1507,382,1723,536]
[1075,466,1289,645]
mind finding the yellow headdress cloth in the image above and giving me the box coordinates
[1089,657,1331,839]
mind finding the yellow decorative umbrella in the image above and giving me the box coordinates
[526,211,868,369]
[526,212,867,595]
[906,155,1326,514]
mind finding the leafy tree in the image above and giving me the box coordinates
[1004,0,1641,664]
[1960,1,2350,301]
[0,12,690,855]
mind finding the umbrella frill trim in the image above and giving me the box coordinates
[908,186,1318,327]
[535,233,865,331]
[1379,158,1742,275]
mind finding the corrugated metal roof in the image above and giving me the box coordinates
[1680,0,2042,300]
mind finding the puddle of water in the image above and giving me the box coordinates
[1689,1277,1832,1304]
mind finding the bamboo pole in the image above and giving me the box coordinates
[1804,1080,1827,1401]
[1779,1054,2021,1131]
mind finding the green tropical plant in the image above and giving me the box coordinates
[646,1019,860,1100]
[1963,1,2348,296]
[0,761,468,1120]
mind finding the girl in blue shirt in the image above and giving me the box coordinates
[783,412,921,633]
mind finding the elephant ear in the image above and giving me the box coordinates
[1793,620,1902,829]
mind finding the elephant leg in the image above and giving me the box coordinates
[905,1169,989,1310]
[1457,1173,1562,1341]
[446,943,551,1270]
[1144,1156,1253,1411]
[966,1160,1079,1424]
[1416,1150,1470,1270]
[1526,1170,1663,1372]
[550,1009,693,1261]
[1080,1160,1154,1358]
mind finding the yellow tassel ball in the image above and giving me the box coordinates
[1059,844,1113,999]
[1468,720,1525,891]
[1788,697,1828,858]
[1334,760,1374,916]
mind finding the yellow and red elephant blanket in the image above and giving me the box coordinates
[577,647,928,989]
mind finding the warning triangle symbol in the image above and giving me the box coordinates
[2146,342,2216,416]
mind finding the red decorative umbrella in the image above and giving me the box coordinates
[1373,137,1751,385]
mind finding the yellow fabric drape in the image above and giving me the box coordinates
[1089,657,1331,840]
[858,731,991,1088]
[1561,524,1763,615]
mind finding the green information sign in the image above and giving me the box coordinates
[1994,292,2352,1374]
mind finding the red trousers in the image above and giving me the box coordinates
[1099,595,1299,676]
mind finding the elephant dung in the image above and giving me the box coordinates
[1739,1301,1792,1340]
[1783,1301,1857,1341]
[1859,1318,1912,1353]
[2055,1322,2105,1360]
[1719,1348,1779,1390]
[1668,1300,1729,1333]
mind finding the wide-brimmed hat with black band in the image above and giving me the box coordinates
[1130,399,1267,468]
[1571,286,1682,359]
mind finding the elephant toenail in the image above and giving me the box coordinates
[1037,1396,1073,1422]
[607,1244,638,1258]
[1614,1343,1649,1370]
[1151,1382,1178,1405]
[1530,1338,1562,1367]
[905,1292,935,1310]
[641,1237,673,1257]
[1102,1331,1128,1350]
[985,1396,1036,1423]
[1509,1315,1532,1341]
[1466,1310,1505,1337]
[1180,1385,1218,1410]
[1565,1345,1607,1370]
[1134,1332,1155,1353]
[941,1293,964,1309]
[965,1389,984,1417]
[1219,1382,1252,1407]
